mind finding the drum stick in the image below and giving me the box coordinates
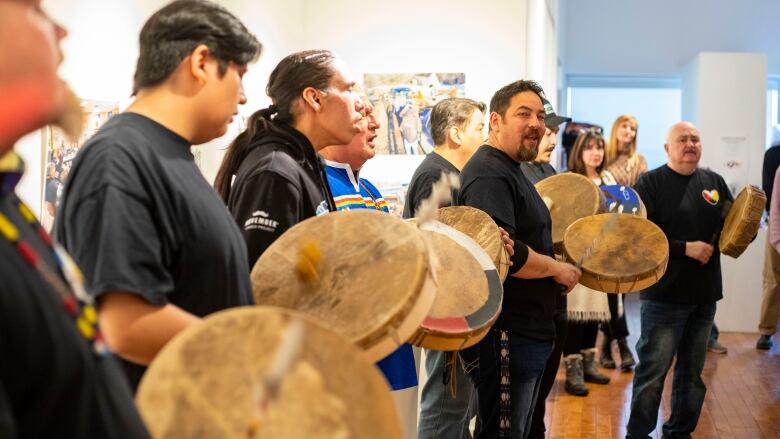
[245,319,305,438]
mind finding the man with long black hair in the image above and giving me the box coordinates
[55,0,262,391]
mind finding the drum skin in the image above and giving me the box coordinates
[536,173,605,252]
[563,213,668,294]
[405,219,503,351]
[251,210,436,363]
[437,206,511,282]
[136,307,403,439]
[720,185,766,258]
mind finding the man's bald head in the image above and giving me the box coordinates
[664,121,701,175]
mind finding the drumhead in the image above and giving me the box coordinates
[563,213,668,293]
[437,206,511,282]
[720,184,766,258]
[536,173,605,250]
[136,307,402,439]
[407,219,503,351]
[251,210,435,362]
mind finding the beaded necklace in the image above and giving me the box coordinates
[0,198,107,355]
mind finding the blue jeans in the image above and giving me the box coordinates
[418,350,474,439]
[626,300,716,439]
[462,328,553,439]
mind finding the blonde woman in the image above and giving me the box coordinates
[605,114,646,187]
[561,130,613,396]
[600,115,643,370]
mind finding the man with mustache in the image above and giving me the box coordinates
[0,0,149,436]
[519,96,569,185]
[458,80,581,438]
[627,121,732,439]
[54,0,262,391]
[319,96,419,436]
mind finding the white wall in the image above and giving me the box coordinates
[564,0,780,76]
[682,52,768,332]
[19,0,557,210]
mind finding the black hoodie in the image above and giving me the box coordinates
[227,121,335,269]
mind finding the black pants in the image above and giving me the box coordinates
[563,320,599,356]
[527,313,568,439]
[601,293,629,340]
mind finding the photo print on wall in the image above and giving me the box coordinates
[364,73,465,155]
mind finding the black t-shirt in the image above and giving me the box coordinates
[402,152,460,219]
[0,192,149,439]
[54,113,253,390]
[762,145,780,211]
[227,121,335,268]
[634,165,732,304]
[519,162,556,185]
[519,162,568,317]
[459,145,557,340]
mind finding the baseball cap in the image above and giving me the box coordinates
[542,97,571,128]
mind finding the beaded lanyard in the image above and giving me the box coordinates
[0,199,107,355]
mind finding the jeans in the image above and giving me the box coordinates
[626,300,716,439]
[708,322,719,345]
[462,328,553,439]
[418,350,474,439]
[528,315,568,439]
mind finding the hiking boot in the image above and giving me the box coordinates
[564,354,589,396]
[617,337,636,371]
[600,336,616,369]
[581,348,610,384]
[756,334,773,350]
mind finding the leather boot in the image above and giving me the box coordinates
[600,336,616,369]
[564,354,588,396]
[581,348,610,384]
[617,337,636,371]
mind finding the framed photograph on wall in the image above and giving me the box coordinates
[364,73,466,156]
[40,99,119,231]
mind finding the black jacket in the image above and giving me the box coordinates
[227,121,335,269]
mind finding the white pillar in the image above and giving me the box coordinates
[682,52,768,332]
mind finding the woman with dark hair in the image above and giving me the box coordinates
[215,49,364,268]
[561,130,613,396]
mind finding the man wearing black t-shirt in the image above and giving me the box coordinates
[526,98,572,439]
[627,122,733,439]
[0,1,149,437]
[406,98,486,439]
[459,80,581,439]
[54,1,262,391]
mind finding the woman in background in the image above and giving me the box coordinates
[600,114,643,370]
[561,130,613,396]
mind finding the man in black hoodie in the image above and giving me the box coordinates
[215,50,365,268]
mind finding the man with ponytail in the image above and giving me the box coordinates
[54,0,262,391]
[215,50,365,268]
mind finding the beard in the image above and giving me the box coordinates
[516,138,540,162]
[53,81,85,141]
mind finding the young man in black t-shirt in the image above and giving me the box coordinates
[54,1,262,391]
[459,80,581,439]
[405,98,487,439]
[627,122,733,439]
[0,1,148,437]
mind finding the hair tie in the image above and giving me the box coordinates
[268,104,278,114]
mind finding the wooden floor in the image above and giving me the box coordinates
[543,296,780,439]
